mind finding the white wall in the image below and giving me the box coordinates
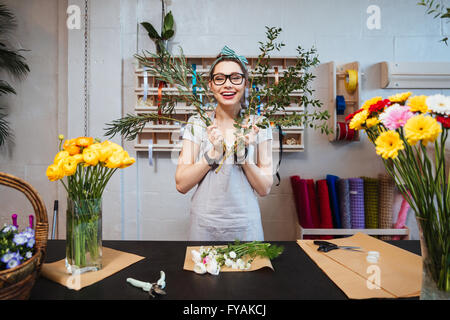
[1,0,449,240]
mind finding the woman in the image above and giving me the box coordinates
[175,46,273,241]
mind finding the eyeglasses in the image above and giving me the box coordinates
[211,73,245,86]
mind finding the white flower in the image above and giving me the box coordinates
[426,94,450,115]
[225,258,233,267]
[6,258,20,269]
[191,250,202,264]
[236,259,246,270]
[13,233,27,246]
[193,262,207,274]
[245,262,251,270]
[229,251,237,259]
[231,262,238,269]
[25,251,33,259]
[206,258,220,276]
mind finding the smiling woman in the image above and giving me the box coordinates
[175,46,273,241]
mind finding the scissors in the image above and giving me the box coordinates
[314,240,363,253]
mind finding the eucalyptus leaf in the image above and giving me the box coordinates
[163,11,174,33]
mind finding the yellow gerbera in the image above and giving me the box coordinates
[407,95,429,113]
[388,92,412,104]
[349,109,369,130]
[366,117,380,128]
[362,97,382,110]
[404,114,442,146]
[375,131,405,159]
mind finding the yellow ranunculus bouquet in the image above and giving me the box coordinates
[46,135,135,274]
[346,92,450,299]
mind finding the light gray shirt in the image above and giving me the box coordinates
[183,111,272,241]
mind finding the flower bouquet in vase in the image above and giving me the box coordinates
[347,92,450,299]
[46,135,135,274]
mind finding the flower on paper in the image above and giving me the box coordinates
[349,109,369,130]
[407,95,429,114]
[191,250,202,264]
[206,258,220,275]
[404,114,442,146]
[193,262,207,274]
[426,94,450,116]
[375,131,405,159]
[379,104,414,130]
[436,115,450,129]
[388,92,412,104]
[361,97,382,110]
[229,251,237,259]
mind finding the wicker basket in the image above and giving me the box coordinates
[0,172,48,300]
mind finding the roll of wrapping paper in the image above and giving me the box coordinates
[361,177,379,229]
[326,175,342,228]
[306,179,321,228]
[316,180,334,240]
[274,67,279,85]
[346,125,356,141]
[378,174,395,240]
[337,179,351,229]
[290,176,314,232]
[344,69,358,93]
[157,81,164,124]
[192,64,197,96]
[348,178,365,229]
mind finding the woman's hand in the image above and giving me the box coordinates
[206,121,225,159]
[235,124,259,162]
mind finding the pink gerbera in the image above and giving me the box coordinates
[379,104,414,130]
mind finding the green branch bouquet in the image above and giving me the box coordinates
[105,26,331,164]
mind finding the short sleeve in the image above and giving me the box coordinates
[256,124,273,144]
[183,115,204,145]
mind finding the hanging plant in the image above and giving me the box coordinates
[141,10,175,54]
[0,3,30,146]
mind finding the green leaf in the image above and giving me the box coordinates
[161,29,174,40]
[163,11,174,32]
[141,22,161,40]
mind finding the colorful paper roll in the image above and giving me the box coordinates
[361,177,379,229]
[290,176,314,230]
[192,64,197,96]
[316,180,334,240]
[345,69,358,93]
[306,179,321,228]
[157,81,164,124]
[337,179,351,229]
[348,178,365,229]
[378,174,395,240]
[326,175,341,228]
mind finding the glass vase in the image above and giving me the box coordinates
[65,198,102,275]
[417,218,450,300]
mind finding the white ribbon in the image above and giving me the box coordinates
[148,138,153,166]
[143,70,149,102]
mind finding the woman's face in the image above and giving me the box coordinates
[209,61,246,108]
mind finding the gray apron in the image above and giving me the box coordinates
[185,111,265,241]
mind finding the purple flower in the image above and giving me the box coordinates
[2,225,17,233]
[25,251,33,259]
[27,238,35,248]
[6,258,21,269]
[13,233,28,246]
[1,252,14,263]
[23,227,35,239]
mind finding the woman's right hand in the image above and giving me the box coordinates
[206,121,224,159]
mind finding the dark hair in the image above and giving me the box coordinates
[209,55,248,81]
